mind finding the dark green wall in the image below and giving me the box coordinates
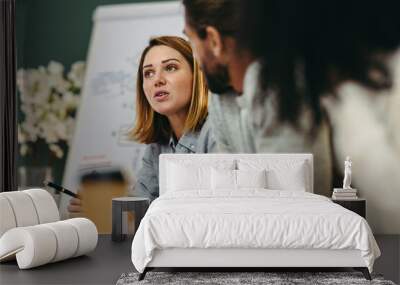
[17,0,173,68]
[16,0,175,184]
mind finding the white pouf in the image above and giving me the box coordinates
[0,218,98,269]
[0,190,98,269]
[0,225,57,269]
[24,189,60,223]
[0,196,17,237]
[1,191,39,227]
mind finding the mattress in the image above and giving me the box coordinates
[131,190,380,273]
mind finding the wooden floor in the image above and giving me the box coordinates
[0,235,398,284]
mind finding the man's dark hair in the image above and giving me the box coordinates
[238,0,400,126]
[182,0,238,39]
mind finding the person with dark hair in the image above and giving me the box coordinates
[237,0,400,233]
[237,0,400,124]
[182,0,333,197]
[183,0,400,232]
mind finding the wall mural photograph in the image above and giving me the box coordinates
[1,0,399,284]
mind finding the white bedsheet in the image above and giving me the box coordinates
[131,190,380,273]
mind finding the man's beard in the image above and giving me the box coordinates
[203,63,234,94]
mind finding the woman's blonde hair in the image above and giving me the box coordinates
[131,36,209,144]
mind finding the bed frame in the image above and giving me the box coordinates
[139,154,372,280]
[140,248,370,280]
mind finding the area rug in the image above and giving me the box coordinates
[116,271,396,285]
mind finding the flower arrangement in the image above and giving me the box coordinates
[17,61,85,159]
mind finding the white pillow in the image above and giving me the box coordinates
[167,162,211,191]
[236,169,267,189]
[211,169,268,191]
[165,159,236,193]
[238,159,308,191]
[266,162,307,191]
[211,168,236,190]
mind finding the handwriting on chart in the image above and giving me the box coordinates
[90,70,136,98]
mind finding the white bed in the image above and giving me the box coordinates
[131,154,380,280]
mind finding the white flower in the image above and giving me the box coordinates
[18,126,26,144]
[63,91,79,110]
[54,77,70,94]
[18,60,85,160]
[68,61,85,88]
[18,69,44,101]
[21,121,38,142]
[48,61,64,75]
[16,70,26,93]
[49,144,64,158]
[20,144,29,156]
[54,120,68,141]
[42,127,58,144]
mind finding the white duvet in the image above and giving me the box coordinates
[131,190,380,273]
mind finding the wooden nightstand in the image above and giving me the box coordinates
[331,198,366,218]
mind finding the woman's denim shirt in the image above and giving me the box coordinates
[134,117,215,201]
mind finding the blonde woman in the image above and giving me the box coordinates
[68,36,214,212]
[131,36,214,201]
